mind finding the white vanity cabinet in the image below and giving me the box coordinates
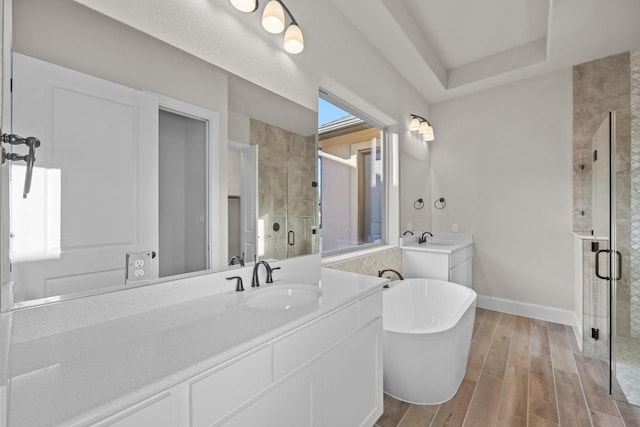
[88,290,383,427]
[202,293,383,427]
[402,243,473,287]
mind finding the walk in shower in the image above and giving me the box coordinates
[587,107,640,405]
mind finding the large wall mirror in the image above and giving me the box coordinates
[2,0,318,310]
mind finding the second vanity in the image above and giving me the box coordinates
[5,255,386,427]
[400,233,473,288]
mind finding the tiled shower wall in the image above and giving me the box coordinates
[325,248,401,279]
[631,49,640,337]
[573,52,632,348]
[252,119,317,260]
[573,52,630,232]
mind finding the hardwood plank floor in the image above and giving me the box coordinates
[376,308,637,427]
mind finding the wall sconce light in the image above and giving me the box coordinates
[409,114,434,142]
[230,0,304,54]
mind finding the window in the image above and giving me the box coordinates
[318,93,386,254]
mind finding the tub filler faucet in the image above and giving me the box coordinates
[228,255,245,266]
[378,269,404,288]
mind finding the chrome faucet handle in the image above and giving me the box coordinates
[226,276,244,292]
[266,266,281,284]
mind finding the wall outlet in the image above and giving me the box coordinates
[452,223,458,232]
[126,251,153,285]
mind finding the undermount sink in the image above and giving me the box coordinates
[245,284,323,310]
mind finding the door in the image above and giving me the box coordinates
[10,53,158,302]
[594,109,640,406]
[240,144,258,263]
[609,108,640,406]
[158,109,208,278]
[1,0,12,311]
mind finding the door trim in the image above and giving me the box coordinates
[150,92,222,269]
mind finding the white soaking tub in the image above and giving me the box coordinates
[383,278,477,404]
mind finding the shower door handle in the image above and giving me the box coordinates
[615,250,622,281]
[288,230,295,246]
[595,249,611,280]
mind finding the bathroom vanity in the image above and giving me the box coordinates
[400,233,473,287]
[4,256,385,426]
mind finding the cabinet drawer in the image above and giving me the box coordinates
[359,291,382,326]
[450,245,472,267]
[190,345,272,427]
[272,302,359,380]
[92,391,177,427]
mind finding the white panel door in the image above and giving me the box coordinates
[240,144,258,263]
[10,53,158,301]
[1,0,13,310]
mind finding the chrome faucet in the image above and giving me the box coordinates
[251,261,280,287]
[228,255,245,267]
[418,231,433,244]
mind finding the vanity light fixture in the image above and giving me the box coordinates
[229,0,304,54]
[409,114,435,142]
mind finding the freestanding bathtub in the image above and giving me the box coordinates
[383,278,477,404]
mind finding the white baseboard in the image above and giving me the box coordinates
[476,294,574,325]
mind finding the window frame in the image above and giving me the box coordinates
[318,90,389,258]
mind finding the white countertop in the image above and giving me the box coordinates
[7,268,386,427]
[400,232,473,254]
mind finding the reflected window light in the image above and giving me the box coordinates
[10,165,62,262]
[258,218,265,257]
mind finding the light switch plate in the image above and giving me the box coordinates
[125,251,153,285]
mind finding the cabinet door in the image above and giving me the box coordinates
[190,345,271,427]
[220,366,318,427]
[402,250,449,280]
[450,257,472,287]
[320,319,383,427]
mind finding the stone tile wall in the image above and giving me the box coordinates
[325,248,401,279]
[631,49,640,337]
[573,53,630,232]
[252,119,318,260]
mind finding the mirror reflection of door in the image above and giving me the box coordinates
[158,110,207,278]
[10,53,159,302]
[228,142,258,264]
[9,53,220,302]
[0,1,11,310]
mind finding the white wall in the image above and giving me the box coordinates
[400,151,431,235]
[430,69,574,310]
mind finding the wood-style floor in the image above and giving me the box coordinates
[375,308,640,427]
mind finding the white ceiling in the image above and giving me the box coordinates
[332,0,640,103]
[76,0,640,106]
[404,0,549,69]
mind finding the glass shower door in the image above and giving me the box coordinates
[610,107,640,405]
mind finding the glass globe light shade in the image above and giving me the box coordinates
[284,24,304,54]
[230,0,257,13]
[262,0,285,34]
